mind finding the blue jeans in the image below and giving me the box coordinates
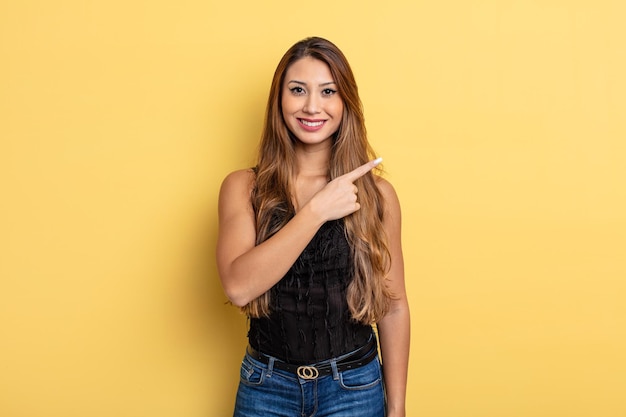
[233,348,385,416]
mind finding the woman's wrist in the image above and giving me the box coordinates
[386,407,406,417]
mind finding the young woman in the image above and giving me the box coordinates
[217,37,410,417]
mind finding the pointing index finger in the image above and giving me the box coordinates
[344,157,383,182]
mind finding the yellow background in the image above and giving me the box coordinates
[1,1,624,416]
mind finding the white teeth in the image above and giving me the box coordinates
[300,119,324,127]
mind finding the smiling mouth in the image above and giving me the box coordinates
[299,119,325,127]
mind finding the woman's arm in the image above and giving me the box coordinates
[376,179,410,417]
[216,161,380,307]
[216,169,323,306]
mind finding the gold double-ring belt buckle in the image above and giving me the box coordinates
[296,365,319,380]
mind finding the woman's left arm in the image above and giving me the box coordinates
[376,178,410,417]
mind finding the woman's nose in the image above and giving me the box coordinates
[302,95,321,114]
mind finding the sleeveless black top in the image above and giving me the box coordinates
[248,219,373,364]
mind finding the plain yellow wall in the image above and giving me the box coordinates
[1,1,625,416]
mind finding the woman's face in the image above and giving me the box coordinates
[281,56,344,148]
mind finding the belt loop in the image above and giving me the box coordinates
[330,359,339,380]
[266,356,275,378]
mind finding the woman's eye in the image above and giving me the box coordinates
[290,87,305,95]
[322,88,337,96]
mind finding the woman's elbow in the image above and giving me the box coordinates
[226,292,250,308]
[221,279,252,308]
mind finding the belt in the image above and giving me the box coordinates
[246,339,379,380]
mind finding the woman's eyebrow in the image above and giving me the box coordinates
[287,80,337,86]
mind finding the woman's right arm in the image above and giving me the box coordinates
[216,169,325,306]
[216,161,380,307]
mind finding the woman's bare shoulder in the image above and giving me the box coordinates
[218,168,256,213]
[374,175,398,198]
[223,167,255,183]
[374,176,401,214]
[221,168,255,192]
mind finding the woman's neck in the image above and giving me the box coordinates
[294,143,331,178]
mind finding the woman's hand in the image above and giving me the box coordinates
[307,157,382,221]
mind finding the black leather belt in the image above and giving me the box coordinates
[246,338,379,380]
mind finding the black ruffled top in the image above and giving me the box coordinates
[248,219,373,364]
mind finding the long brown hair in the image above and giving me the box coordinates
[244,37,392,324]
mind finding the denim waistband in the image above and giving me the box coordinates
[246,336,378,380]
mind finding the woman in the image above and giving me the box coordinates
[217,37,410,416]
